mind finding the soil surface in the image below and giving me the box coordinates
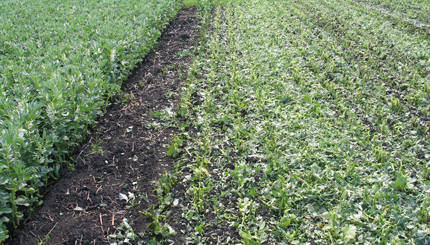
[8,6,201,245]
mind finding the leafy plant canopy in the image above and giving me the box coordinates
[2,0,430,243]
[0,0,181,240]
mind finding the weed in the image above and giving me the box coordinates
[90,141,104,155]
[393,171,410,192]
[166,136,183,159]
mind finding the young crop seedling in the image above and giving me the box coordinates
[108,218,139,244]
[141,209,176,239]
[90,141,104,155]
[166,136,183,159]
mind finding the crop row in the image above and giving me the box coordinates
[294,0,430,128]
[351,0,430,38]
[294,0,430,155]
[306,0,430,76]
[153,0,430,243]
[0,0,181,241]
[362,0,430,24]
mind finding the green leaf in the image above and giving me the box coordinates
[0,217,10,224]
[239,230,253,239]
[0,176,8,185]
[163,194,173,205]
[280,217,291,228]
[322,211,334,220]
[14,197,29,207]
[18,181,27,191]
[342,225,357,241]
[195,224,204,234]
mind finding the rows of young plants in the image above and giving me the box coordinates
[362,0,430,24]
[0,0,181,241]
[152,0,430,243]
[294,0,430,119]
[350,0,430,39]
[303,0,430,70]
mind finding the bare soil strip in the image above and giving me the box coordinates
[8,6,201,245]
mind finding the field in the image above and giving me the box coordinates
[0,0,181,241]
[157,0,430,243]
[1,0,430,244]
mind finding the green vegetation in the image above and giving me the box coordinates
[0,0,181,240]
[2,0,430,243]
[153,0,430,243]
[184,0,199,7]
[184,0,234,7]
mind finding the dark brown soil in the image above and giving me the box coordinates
[8,6,201,245]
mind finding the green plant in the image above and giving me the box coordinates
[119,93,131,104]
[393,171,410,192]
[183,0,198,7]
[373,146,390,163]
[423,162,430,179]
[166,90,175,99]
[90,141,104,155]
[418,196,430,222]
[342,225,357,242]
[150,110,169,120]
[0,216,9,242]
[390,97,402,112]
[176,49,190,57]
[176,104,189,118]
[322,210,339,240]
[68,157,76,171]
[190,181,212,212]
[239,231,261,245]
[124,0,430,243]
[0,0,182,237]
[108,218,139,244]
[140,208,176,238]
[156,171,178,196]
[166,136,183,159]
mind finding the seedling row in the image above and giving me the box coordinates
[153,0,430,243]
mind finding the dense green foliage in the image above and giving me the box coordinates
[2,0,429,242]
[0,0,180,240]
[153,0,430,243]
